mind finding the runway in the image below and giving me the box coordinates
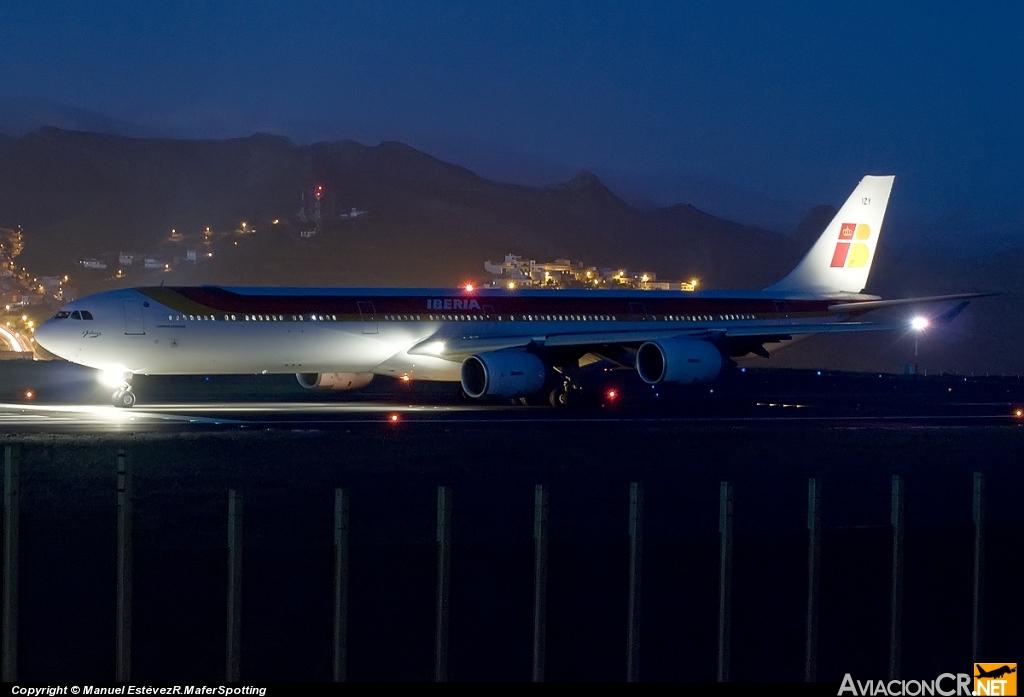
[1,361,1022,432]
[1,398,1021,432]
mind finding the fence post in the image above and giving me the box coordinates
[333,489,350,682]
[434,486,452,682]
[971,472,985,663]
[889,475,904,680]
[226,490,243,682]
[717,481,733,683]
[805,478,821,682]
[116,450,133,682]
[2,445,19,682]
[626,482,643,682]
[532,484,548,682]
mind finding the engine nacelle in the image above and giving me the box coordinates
[461,351,546,399]
[296,372,374,391]
[635,338,723,385]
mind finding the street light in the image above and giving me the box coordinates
[910,316,929,372]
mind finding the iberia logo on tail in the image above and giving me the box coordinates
[830,223,873,268]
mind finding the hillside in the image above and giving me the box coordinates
[0,128,795,289]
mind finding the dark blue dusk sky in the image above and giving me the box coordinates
[2,1,1023,233]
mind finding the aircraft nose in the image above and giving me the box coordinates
[33,320,65,356]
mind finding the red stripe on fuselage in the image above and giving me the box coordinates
[156,287,832,318]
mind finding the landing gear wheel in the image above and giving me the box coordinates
[548,387,571,408]
[112,389,136,408]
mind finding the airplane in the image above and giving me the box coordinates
[976,665,1016,680]
[34,175,986,408]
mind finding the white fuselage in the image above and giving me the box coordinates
[34,286,840,381]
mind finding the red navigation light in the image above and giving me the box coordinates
[606,389,618,401]
[23,390,34,400]
[464,283,474,292]
[400,374,411,383]
[390,413,400,423]
[1015,408,1023,419]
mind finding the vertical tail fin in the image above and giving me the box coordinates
[767,175,895,294]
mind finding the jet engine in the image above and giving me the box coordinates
[296,372,374,391]
[635,338,723,385]
[461,351,546,399]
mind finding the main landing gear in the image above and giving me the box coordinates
[547,375,586,408]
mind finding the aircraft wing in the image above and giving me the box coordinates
[409,320,913,360]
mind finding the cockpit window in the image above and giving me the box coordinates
[81,311,94,320]
[54,311,71,319]
[70,311,82,320]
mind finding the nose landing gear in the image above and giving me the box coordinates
[111,388,136,408]
[110,374,136,408]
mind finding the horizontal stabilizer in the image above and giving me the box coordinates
[827,292,996,313]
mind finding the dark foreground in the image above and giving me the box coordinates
[1,421,1022,682]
